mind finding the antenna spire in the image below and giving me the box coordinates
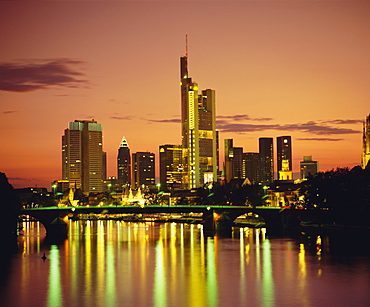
[185,33,188,57]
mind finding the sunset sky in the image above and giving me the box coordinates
[1,1,369,189]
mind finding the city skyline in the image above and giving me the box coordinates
[1,1,369,188]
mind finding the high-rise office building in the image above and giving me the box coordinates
[243,152,260,184]
[277,136,293,180]
[180,43,217,188]
[361,113,370,169]
[300,156,319,179]
[233,147,244,179]
[224,139,234,183]
[159,144,184,190]
[132,152,155,190]
[117,137,131,186]
[259,137,274,184]
[62,120,104,194]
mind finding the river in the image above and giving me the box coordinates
[0,220,369,307]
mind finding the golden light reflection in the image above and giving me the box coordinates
[262,239,275,307]
[154,231,167,307]
[96,221,105,306]
[84,221,92,307]
[239,228,247,305]
[316,236,322,256]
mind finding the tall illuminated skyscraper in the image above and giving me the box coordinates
[277,136,293,180]
[180,39,217,188]
[259,137,274,184]
[62,120,104,194]
[361,113,370,169]
[117,136,131,186]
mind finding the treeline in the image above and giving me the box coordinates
[299,166,370,226]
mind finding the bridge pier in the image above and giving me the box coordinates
[202,209,215,236]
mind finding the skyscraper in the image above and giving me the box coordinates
[62,120,104,194]
[117,136,131,186]
[159,144,184,190]
[132,152,155,190]
[233,147,244,179]
[224,139,234,183]
[300,156,319,179]
[277,136,293,181]
[243,152,261,184]
[361,113,370,169]
[259,137,274,185]
[180,41,217,188]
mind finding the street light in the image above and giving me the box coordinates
[52,184,57,198]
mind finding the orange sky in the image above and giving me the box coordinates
[1,1,369,189]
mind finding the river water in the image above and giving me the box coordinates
[1,220,370,307]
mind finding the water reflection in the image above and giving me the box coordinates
[2,221,369,307]
[47,245,62,307]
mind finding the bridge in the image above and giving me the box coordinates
[19,205,308,237]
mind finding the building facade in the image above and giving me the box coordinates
[259,137,274,185]
[277,136,293,181]
[117,136,131,186]
[62,120,104,194]
[132,152,155,190]
[159,144,184,190]
[300,156,319,179]
[243,152,260,184]
[362,113,370,169]
[180,52,217,188]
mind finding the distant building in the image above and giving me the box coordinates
[233,147,244,179]
[259,137,274,184]
[180,44,217,188]
[362,113,370,169]
[159,144,184,190]
[117,137,131,186]
[224,139,234,183]
[277,136,293,181]
[62,120,104,194]
[243,153,260,184]
[132,152,155,190]
[300,156,319,179]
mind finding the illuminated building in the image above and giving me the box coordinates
[62,120,104,194]
[277,136,293,181]
[159,144,184,190]
[243,152,260,184]
[361,113,370,169]
[300,156,319,179]
[132,152,155,190]
[180,40,217,188]
[117,136,131,186]
[259,137,274,184]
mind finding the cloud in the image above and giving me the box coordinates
[0,59,89,92]
[217,114,273,121]
[8,177,28,181]
[280,121,359,135]
[216,120,361,135]
[296,138,344,142]
[110,116,135,120]
[323,119,363,125]
[2,110,17,114]
[147,118,181,123]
